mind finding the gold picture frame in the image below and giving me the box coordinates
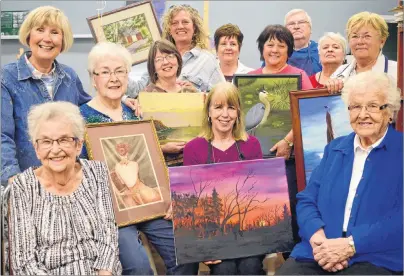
[84,120,170,226]
[87,0,162,66]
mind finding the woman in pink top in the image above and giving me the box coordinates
[250,24,313,159]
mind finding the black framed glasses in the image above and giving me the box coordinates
[347,103,389,113]
[36,137,78,150]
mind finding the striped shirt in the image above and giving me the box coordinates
[9,159,122,275]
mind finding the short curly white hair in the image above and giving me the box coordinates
[27,102,86,142]
[342,71,401,119]
[318,32,348,56]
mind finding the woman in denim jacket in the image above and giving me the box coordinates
[1,6,92,186]
[1,6,141,186]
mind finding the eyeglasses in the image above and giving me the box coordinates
[347,103,389,114]
[286,20,309,28]
[350,34,374,42]
[155,53,177,64]
[36,137,78,150]
[93,69,127,79]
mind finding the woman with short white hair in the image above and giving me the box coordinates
[277,71,402,275]
[309,32,347,88]
[9,101,121,275]
[81,42,194,275]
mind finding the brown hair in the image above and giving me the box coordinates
[214,24,244,51]
[200,82,248,141]
[147,39,183,84]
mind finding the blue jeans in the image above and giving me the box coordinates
[209,256,266,275]
[118,218,196,275]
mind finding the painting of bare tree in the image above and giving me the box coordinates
[169,158,294,264]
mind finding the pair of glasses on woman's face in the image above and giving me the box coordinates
[347,103,389,114]
[154,53,177,65]
[93,69,128,79]
[36,137,78,150]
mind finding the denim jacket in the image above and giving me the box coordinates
[1,52,91,184]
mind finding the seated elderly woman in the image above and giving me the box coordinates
[183,82,265,275]
[327,11,398,93]
[309,32,347,88]
[9,101,121,275]
[276,71,402,275]
[214,23,253,81]
[80,41,194,275]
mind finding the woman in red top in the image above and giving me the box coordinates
[309,32,347,88]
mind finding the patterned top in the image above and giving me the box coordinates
[79,103,139,159]
[9,159,122,275]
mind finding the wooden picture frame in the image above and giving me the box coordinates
[234,74,301,158]
[87,0,162,66]
[84,120,170,226]
[290,89,351,191]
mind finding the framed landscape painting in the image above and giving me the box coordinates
[290,89,352,191]
[234,74,301,158]
[169,158,294,264]
[84,120,171,226]
[87,1,161,65]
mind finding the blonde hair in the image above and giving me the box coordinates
[162,5,208,49]
[200,82,248,141]
[284,9,312,28]
[87,42,132,76]
[19,6,73,52]
[342,71,401,119]
[318,32,348,55]
[27,102,85,142]
[346,11,389,41]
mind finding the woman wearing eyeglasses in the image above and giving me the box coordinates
[80,42,195,275]
[327,12,398,93]
[276,71,403,275]
[9,101,122,275]
[124,4,225,100]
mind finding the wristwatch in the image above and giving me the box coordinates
[283,138,293,147]
[348,236,356,254]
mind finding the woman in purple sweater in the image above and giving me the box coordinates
[183,82,265,275]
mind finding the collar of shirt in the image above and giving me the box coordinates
[25,54,56,79]
[353,127,388,153]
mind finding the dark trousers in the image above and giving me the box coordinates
[209,255,266,275]
[276,258,400,275]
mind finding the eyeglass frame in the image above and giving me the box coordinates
[349,33,377,42]
[35,137,79,150]
[154,53,177,65]
[347,103,390,113]
[286,20,309,28]
[93,69,128,79]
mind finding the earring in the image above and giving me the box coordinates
[208,116,211,123]
[76,156,80,162]
[389,117,393,123]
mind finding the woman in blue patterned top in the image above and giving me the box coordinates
[80,42,194,275]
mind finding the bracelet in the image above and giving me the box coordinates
[283,138,293,147]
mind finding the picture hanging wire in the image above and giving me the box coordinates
[96,1,107,39]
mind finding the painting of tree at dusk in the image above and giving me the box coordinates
[169,158,294,264]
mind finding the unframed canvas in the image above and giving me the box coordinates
[139,92,206,166]
[290,89,351,191]
[169,158,294,264]
[234,74,301,158]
